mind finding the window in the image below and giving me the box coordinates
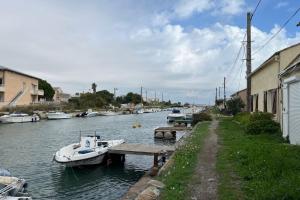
[0,92,4,102]
[255,94,259,112]
[263,91,267,112]
[272,90,277,114]
[251,95,254,112]
[0,78,3,85]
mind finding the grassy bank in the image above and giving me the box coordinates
[217,118,300,199]
[159,122,211,200]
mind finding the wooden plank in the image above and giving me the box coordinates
[154,126,192,131]
[108,143,175,156]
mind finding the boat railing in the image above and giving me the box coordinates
[0,181,18,196]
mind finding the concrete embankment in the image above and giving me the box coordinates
[121,126,196,200]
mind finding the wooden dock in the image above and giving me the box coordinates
[108,143,175,170]
[154,126,192,139]
[108,143,175,156]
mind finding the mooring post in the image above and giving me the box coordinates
[153,153,159,167]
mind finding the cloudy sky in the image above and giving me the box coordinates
[0,0,299,104]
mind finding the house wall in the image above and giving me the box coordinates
[280,45,300,71]
[251,44,300,125]
[2,70,39,107]
[251,60,279,113]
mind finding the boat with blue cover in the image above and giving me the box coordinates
[53,132,124,167]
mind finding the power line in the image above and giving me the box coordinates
[253,7,300,55]
[251,0,263,20]
[226,0,262,83]
[226,32,246,81]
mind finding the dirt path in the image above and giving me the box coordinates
[188,119,219,200]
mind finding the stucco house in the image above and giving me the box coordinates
[249,42,300,144]
[0,66,44,108]
[280,54,300,144]
[230,88,247,111]
[53,87,71,103]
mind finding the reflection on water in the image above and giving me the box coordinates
[0,111,178,200]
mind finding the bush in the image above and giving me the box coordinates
[249,112,274,122]
[192,112,212,126]
[233,112,251,126]
[246,116,281,135]
[226,97,245,115]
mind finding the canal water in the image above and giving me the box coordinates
[0,111,182,200]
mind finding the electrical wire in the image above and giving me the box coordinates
[253,7,300,55]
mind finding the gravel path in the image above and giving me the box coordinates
[188,119,219,200]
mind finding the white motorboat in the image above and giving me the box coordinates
[85,110,98,117]
[0,168,31,200]
[0,113,39,124]
[98,111,118,116]
[47,111,71,120]
[167,109,185,123]
[54,134,124,167]
[76,109,98,118]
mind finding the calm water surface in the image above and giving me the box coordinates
[0,111,181,200]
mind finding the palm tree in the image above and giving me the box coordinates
[92,82,97,94]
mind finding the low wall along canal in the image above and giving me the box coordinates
[0,111,185,200]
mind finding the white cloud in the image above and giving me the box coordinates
[220,0,245,15]
[0,0,299,104]
[173,0,245,19]
[174,0,214,18]
[275,1,289,9]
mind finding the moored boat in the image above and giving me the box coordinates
[76,109,98,118]
[98,111,118,116]
[53,134,124,167]
[167,109,185,123]
[0,168,31,200]
[47,111,71,120]
[0,113,39,124]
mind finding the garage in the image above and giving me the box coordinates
[282,75,300,144]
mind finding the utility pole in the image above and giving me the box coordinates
[215,87,217,105]
[246,12,252,112]
[146,90,148,102]
[140,86,143,105]
[161,92,164,102]
[113,88,118,100]
[224,77,226,109]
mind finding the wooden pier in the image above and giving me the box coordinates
[108,143,175,171]
[154,126,192,139]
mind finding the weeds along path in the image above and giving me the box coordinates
[188,119,219,200]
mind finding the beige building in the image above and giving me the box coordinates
[0,66,44,108]
[231,88,247,111]
[280,54,300,144]
[249,43,300,143]
[53,87,71,103]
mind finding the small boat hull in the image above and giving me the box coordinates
[54,154,106,167]
[47,112,71,120]
[0,115,39,124]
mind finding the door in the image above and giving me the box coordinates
[288,81,300,144]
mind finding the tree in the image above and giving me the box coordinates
[226,97,245,115]
[38,79,55,101]
[96,90,114,104]
[92,82,97,94]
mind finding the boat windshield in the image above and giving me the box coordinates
[172,109,180,113]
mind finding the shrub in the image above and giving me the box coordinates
[226,97,245,115]
[233,112,251,126]
[192,112,212,126]
[246,119,281,135]
[249,112,274,122]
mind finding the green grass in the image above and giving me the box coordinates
[217,118,300,200]
[159,122,211,200]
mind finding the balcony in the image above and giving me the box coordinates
[0,84,5,92]
[31,89,44,96]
